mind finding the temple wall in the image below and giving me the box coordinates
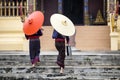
[0,0,115,51]
[0,17,110,51]
[0,17,25,51]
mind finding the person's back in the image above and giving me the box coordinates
[25,29,43,40]
[52,30,69,73]
[25,29,43,67]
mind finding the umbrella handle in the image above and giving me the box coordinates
[28,19,33,24]
[61,20,67,26]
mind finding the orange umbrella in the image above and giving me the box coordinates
[50,14,75,36]
[23,11,44,35]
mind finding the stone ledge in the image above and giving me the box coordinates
[0,51,120,55]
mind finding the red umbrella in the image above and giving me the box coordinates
[23,11,44,35]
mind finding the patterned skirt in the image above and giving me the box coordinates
[29,38,40,64]
[55,41,65,68]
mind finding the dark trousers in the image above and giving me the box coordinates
[55,41,65,68]
[29,38,40,64]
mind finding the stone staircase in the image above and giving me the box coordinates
[0,51,120,80]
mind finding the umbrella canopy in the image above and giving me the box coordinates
[50,14,75,36]
[23,11,44,35]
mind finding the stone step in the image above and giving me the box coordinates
[0,66,120,80]
[0,51,120,66]
[0,51,120,80]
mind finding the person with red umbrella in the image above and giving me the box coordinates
[23,11,44,67]
[25,29,43,67]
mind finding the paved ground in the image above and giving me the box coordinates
[0,50,120,80]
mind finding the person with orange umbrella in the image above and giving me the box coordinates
[23,11,44,67]
[25,29,43,67]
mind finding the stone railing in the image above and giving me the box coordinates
[0,0,27,17]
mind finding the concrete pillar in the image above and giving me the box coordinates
[27,0,35,15]
[110,32,119,50]
[84,0,89,25]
